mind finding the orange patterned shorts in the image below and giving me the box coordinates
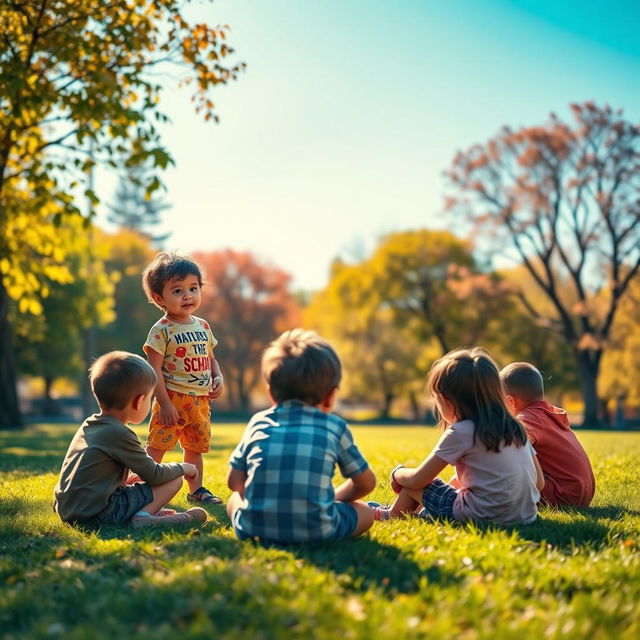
[147,389,211,453]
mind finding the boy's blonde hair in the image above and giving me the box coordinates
[262,329,341,405]
[90,351,157,410]
[142,252,203,309]
[500,362,544,404]
[426,347,527,452]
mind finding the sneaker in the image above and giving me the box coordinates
[184,507,207,524]
[366,501,392,521]
[131,507,207,529]
[131,513,169,529]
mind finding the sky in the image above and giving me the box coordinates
[96,0,640,291]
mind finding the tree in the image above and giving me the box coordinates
[195,250,300,412]
[12,220,114,412]
[304,259,429,420]
[599,273,640,421]
[445,102,640,426]
[95,229,160,357]
[490,266,579,403]
[0,0,245,426]
[1,187,76,424]
[368,230,511,355]
[304,231,510,419]
[107,166,171,245]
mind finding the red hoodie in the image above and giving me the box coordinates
[517,401,595,507]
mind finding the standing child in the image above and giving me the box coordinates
[53,351,206,529]
[226,329,376,545]
[500,362,595,507]
[142,252,224,504]
[371,348,544,525]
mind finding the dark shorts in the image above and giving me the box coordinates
[233,501,359,546]
[94,482,154,526]
[420,478,457,520]
[329,501,359,541]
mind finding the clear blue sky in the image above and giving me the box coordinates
[96,0,640,290]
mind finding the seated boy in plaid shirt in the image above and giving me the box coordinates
[226,329,376,545]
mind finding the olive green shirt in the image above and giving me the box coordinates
[53,414,184,523]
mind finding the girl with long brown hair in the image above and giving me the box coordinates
[370,348,544,525]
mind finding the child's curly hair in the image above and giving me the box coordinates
[142,252,203,309]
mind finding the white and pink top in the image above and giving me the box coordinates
[433,419,540,525]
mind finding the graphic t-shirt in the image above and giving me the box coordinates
[144,315,218,396]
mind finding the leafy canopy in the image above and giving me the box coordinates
[445,102,640,424]
[0,0,244,306]
[445,102,640,356]
[12,219,115,387]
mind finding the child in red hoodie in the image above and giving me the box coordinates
[500,362,595,507]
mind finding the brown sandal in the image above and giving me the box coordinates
[187,486,223,505]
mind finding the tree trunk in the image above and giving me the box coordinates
[225,372,237,410]
[379,391,394,420]
[82,327,98,416]
[238,396,250,413]
[599,398,611,428]
[434,329,450,356]
[43,375,60,415]
[615,395,626,429]
[0,276,22,428]
[408,391,421,423]
[237,369,250,413]
[575,350,600,428]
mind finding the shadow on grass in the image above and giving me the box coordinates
[0,493,58,541]
[100,520,438,593]
[509,517,612,548]
[2,534,424,638]
[473,503,640,549]
[576,505,640,520]
[287,535,451,593]
[0,427,71,473]
[93,510,443,594]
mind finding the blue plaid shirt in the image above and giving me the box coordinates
[229,400,369,544]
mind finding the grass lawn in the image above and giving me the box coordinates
[1,423,639,639]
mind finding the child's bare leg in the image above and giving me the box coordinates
[390,487,424,518]
[226,491,244,521]
[183,449,203,494]
[349,501,375,537]
[146,446,166,463]
[140,476,183,515]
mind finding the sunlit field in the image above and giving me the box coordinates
[1,423,639,639]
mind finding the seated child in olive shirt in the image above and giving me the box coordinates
[53,351,207,529]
